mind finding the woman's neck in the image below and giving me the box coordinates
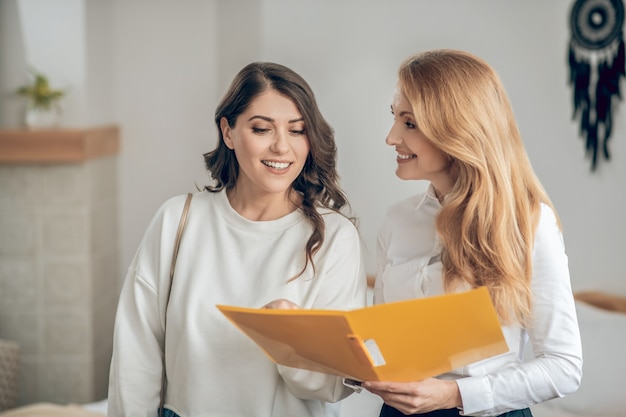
[432,183,453,204]
[431,171,456,204]
[226,186,300,221]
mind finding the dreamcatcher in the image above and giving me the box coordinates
[569,0,625,171]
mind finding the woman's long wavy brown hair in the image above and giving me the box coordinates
[398,50,558,325]
[204,62,351,279]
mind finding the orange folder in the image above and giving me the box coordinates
[217,287,508,382]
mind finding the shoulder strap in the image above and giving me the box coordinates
[167,192,193,301]
[159,192,192,417]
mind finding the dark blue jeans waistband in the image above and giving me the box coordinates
[379,404,533,417]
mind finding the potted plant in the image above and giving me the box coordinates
[16,68,66,129]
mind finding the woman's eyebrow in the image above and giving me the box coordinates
[248,115,273,122]
[247,115,304,123]
[390,105,413,117]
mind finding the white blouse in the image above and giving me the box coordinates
[374,185,582,416]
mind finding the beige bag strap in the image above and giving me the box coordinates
[159,192,193,417]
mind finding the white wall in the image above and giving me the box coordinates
[0,0,115,128]
[3,0,625,295]
[111,0,219,284]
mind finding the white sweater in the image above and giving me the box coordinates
[108,190,368,417]
[375,185,583,416]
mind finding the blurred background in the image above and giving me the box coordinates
[0,0,625,408]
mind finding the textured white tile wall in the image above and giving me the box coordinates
[0,156,118,405]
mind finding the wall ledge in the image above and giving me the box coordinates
[0,125,120,163]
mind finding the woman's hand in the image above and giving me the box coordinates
[363,378,461,415]
[262,299,300,309]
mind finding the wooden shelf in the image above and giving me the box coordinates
[0,125,120,163]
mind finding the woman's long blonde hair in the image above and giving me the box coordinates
[399,49,558,325]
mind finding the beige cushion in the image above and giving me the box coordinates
[0,403,104,417]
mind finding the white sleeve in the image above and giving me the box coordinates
[374,212,391,305]
[108,197,186,417]
[457,205,583,416]
[277,219,368,402]
[108,268,164,417]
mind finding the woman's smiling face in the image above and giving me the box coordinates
[221,89,310,198]
[386,88,452,189]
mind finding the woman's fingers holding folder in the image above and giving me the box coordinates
[362,378,461,414]
[262,299,301,309]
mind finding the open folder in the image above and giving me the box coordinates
[217,287,508,382]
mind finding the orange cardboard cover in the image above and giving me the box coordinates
[217,287,507,382]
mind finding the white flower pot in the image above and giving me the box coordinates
[25,104,60,129]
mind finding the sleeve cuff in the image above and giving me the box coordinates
[455,376,493,416]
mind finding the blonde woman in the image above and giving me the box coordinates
[365,50,582,417]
